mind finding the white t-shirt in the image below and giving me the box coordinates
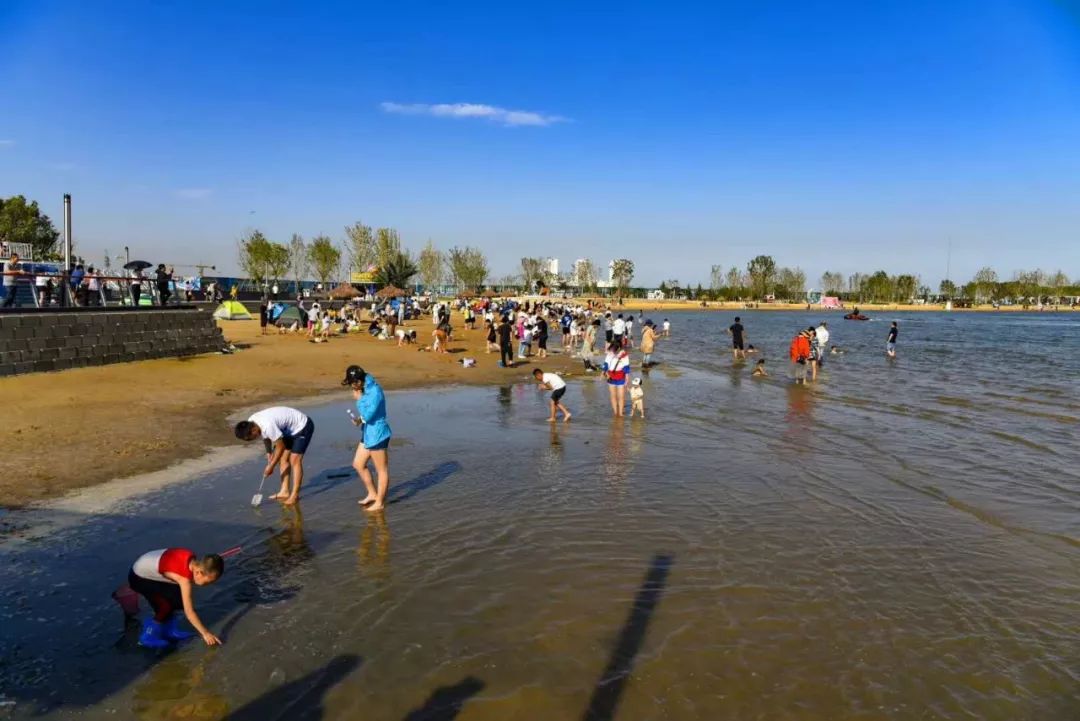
[816,326,830,345]
[249,407,309,442]
[612,318,626,335]
[663,321,671,331]
[542,372,566,390]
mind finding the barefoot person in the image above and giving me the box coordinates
[127,548,224,648]
[727,316,747,360]
[886,321,898,358]
[533,368,572,422]
[234,406,315,506]
[603,341,631,417]
[343,365,392,512]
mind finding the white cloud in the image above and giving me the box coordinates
[380,102,567,127]
[174,188,212,199]
[0,140,14,148]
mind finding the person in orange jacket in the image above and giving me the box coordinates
[789,329,812,385]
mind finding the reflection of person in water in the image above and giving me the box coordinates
[268,505,313,567]
[132,647,228,720]
[358,512,391,579]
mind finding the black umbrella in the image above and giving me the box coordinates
[123,260,152,271]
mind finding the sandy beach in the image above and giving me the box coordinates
[0,315,580,509]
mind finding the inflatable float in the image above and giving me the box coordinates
[843,313,870,321]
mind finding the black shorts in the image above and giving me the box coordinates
[129,568,182,622]
[262,418,315,455]
[551,387,566,403]
[605,330,613,342]
[538,336,548,350]
[733,339,744,350]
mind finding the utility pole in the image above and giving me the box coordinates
[62,194,72,307]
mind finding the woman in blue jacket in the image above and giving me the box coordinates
[342,365,392,511]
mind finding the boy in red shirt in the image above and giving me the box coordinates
[128,548,224,648]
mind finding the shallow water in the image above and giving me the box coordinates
[1,310,1078,720]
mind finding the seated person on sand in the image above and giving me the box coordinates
[368,319,382,337]
[752,359,768,377]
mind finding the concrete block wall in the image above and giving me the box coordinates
[0,309,226,376]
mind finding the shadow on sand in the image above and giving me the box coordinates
[581,553,674,721]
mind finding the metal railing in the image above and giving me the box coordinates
[1,271,196,309]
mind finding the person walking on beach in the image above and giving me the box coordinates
[807,326,821,381]
[641,319,658,367]
[603,312,614,345]
[234,406,315,506]
[603,341,631,417]
[662,318,671,337]
[533,368,572,422]
[612,314,627,348]
[498,315,514,367]
[535,315,549,359]
[886,321,898,358]
[344,365,392,512]
[728,316,747,360]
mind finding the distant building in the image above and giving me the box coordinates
[544,257,559,277]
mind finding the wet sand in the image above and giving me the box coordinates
[0,316,579,509]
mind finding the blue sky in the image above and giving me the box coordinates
[2,0,1079,286]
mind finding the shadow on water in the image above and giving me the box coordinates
[299,467,357,501]
[388,461,462,505]
[402,676,485,721]
[581,553,674,721]
[222,653,361,721]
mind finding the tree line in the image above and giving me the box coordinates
[237,223,490,294]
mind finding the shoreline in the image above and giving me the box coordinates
[0,317,582,512]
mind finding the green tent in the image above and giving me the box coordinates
[212,300,252,320]
[273,306,303,327]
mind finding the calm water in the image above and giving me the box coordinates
[1,310,1078,720]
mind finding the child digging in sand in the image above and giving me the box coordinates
[533,368,572,422]
[127,548,224,648]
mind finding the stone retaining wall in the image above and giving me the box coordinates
[0,309,226,376]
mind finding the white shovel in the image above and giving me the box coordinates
[251,474,268,507]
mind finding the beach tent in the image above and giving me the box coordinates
[820,296,843,309]
[212,300,252,320]
[273,306,303,327]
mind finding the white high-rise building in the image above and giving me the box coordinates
[545,257,559,277]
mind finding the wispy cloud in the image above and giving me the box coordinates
[0,140,14,148]
[174,188,212,199]
[380,102,568,127]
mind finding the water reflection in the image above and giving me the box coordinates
[131,652,227,721]
[357,512,391,580]
[222,654,361,721]
[601,419,629,495]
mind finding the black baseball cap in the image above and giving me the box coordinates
[341,365,366,386]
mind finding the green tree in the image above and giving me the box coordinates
[447,246,489,291]
[308,235,342,289]
[724,267,742,295]
[863,271,893,302]
[894,274,918,302]
[776,267,806,300]
[573,259,597,290]
[746,255,776,299]
[374,250,418,289]
[939,279,957,299]
[695,283,704,300]
[710,265,724,291]
[374,228,401,269]
[0,195,61,260]
[820,271,844,295]
[265,242,290,290]
[418,240,443,291]
[237,230,274,285]
[344,222,376,274]
[520,257,546,292]
[971,266,998,303]
[611,258,635,298]
[289,233,309,294]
